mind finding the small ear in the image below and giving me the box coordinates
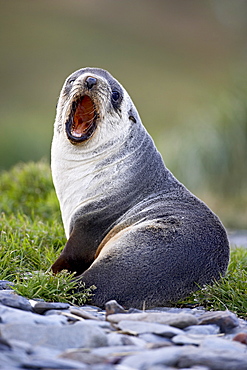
[128,109,136,123]
[129,116,136,123]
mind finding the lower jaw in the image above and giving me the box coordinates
[66,120,97,143]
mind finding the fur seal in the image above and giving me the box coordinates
[51,67,229,309]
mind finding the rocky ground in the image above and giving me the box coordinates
[0,281,247,370]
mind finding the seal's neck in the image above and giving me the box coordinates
[51,125,130,236]
[51,122,177,239]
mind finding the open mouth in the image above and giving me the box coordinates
[66,95,98,143]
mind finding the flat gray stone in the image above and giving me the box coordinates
[107,312,198,328]
[200,336,247,353]
[198,310,239,333]
[30,299,70,314]
[139,333,172,346]
[172,333,209,346]
[80,305,106,320]
[0,337,11,351]
[60,349,123,369]
[177,367,209,370]
[0,280,14,290]
[0,321,107,350]
[184,324,220,335]
[8,339,33,353]
[0,291,32,311]
[86,366,116,370]
[44,308,69,316]
[177,347,247,370]
[21,356,87,369]
[121,346,187,368]
[70,307,101,320]
[117,320,184,338]
[0,349,29,368]
[33,313,68,325]
[107,332,146,347]
[59,349,107,365]
[91,345,144,358]
[185,367,210,370]
[0,305,67,325]
[79,319,112,329]
[145,366,178,370]
[26,344,61,358]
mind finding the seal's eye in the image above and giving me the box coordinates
[111,91,120,101]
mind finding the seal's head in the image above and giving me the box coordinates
[54,67,138,149]
[52,68,143,238]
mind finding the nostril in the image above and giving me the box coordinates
[86,76,97,90]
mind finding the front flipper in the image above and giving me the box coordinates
[52,223,95,275]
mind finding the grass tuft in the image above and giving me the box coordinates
[0,161,95,305]
[0,212,65,281]
[177,247,247,318]
[13,271,95,306]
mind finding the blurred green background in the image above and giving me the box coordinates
[0,0,246,228]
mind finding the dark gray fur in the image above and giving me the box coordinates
[52,68,230,309]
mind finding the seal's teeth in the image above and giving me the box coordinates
[71,131,83,138]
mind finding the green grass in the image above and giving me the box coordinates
[0,161,246,315]
[13,271,95,306]
[177,247,247,318]
[0,161,95,305]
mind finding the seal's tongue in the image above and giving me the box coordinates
[72,96,95,137]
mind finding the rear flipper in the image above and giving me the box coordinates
[79,216,229,309]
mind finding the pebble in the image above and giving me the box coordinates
[107,332,147,347]
[177,347,247,370]
[0,290,32,311]
[138,333,172,347]
[117,320,184,337]
[106,311,198,328]
[197,310,239,333]
[70,306,101,320]
[0,285,246,370]
[184,324,220,335]
[172,334,210,346]
[30,299,70,314]
[200,336,247,353]
[0,280,14,290]
[0,304,67,325]
[105,300,126,316]
[233,332,247,344]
